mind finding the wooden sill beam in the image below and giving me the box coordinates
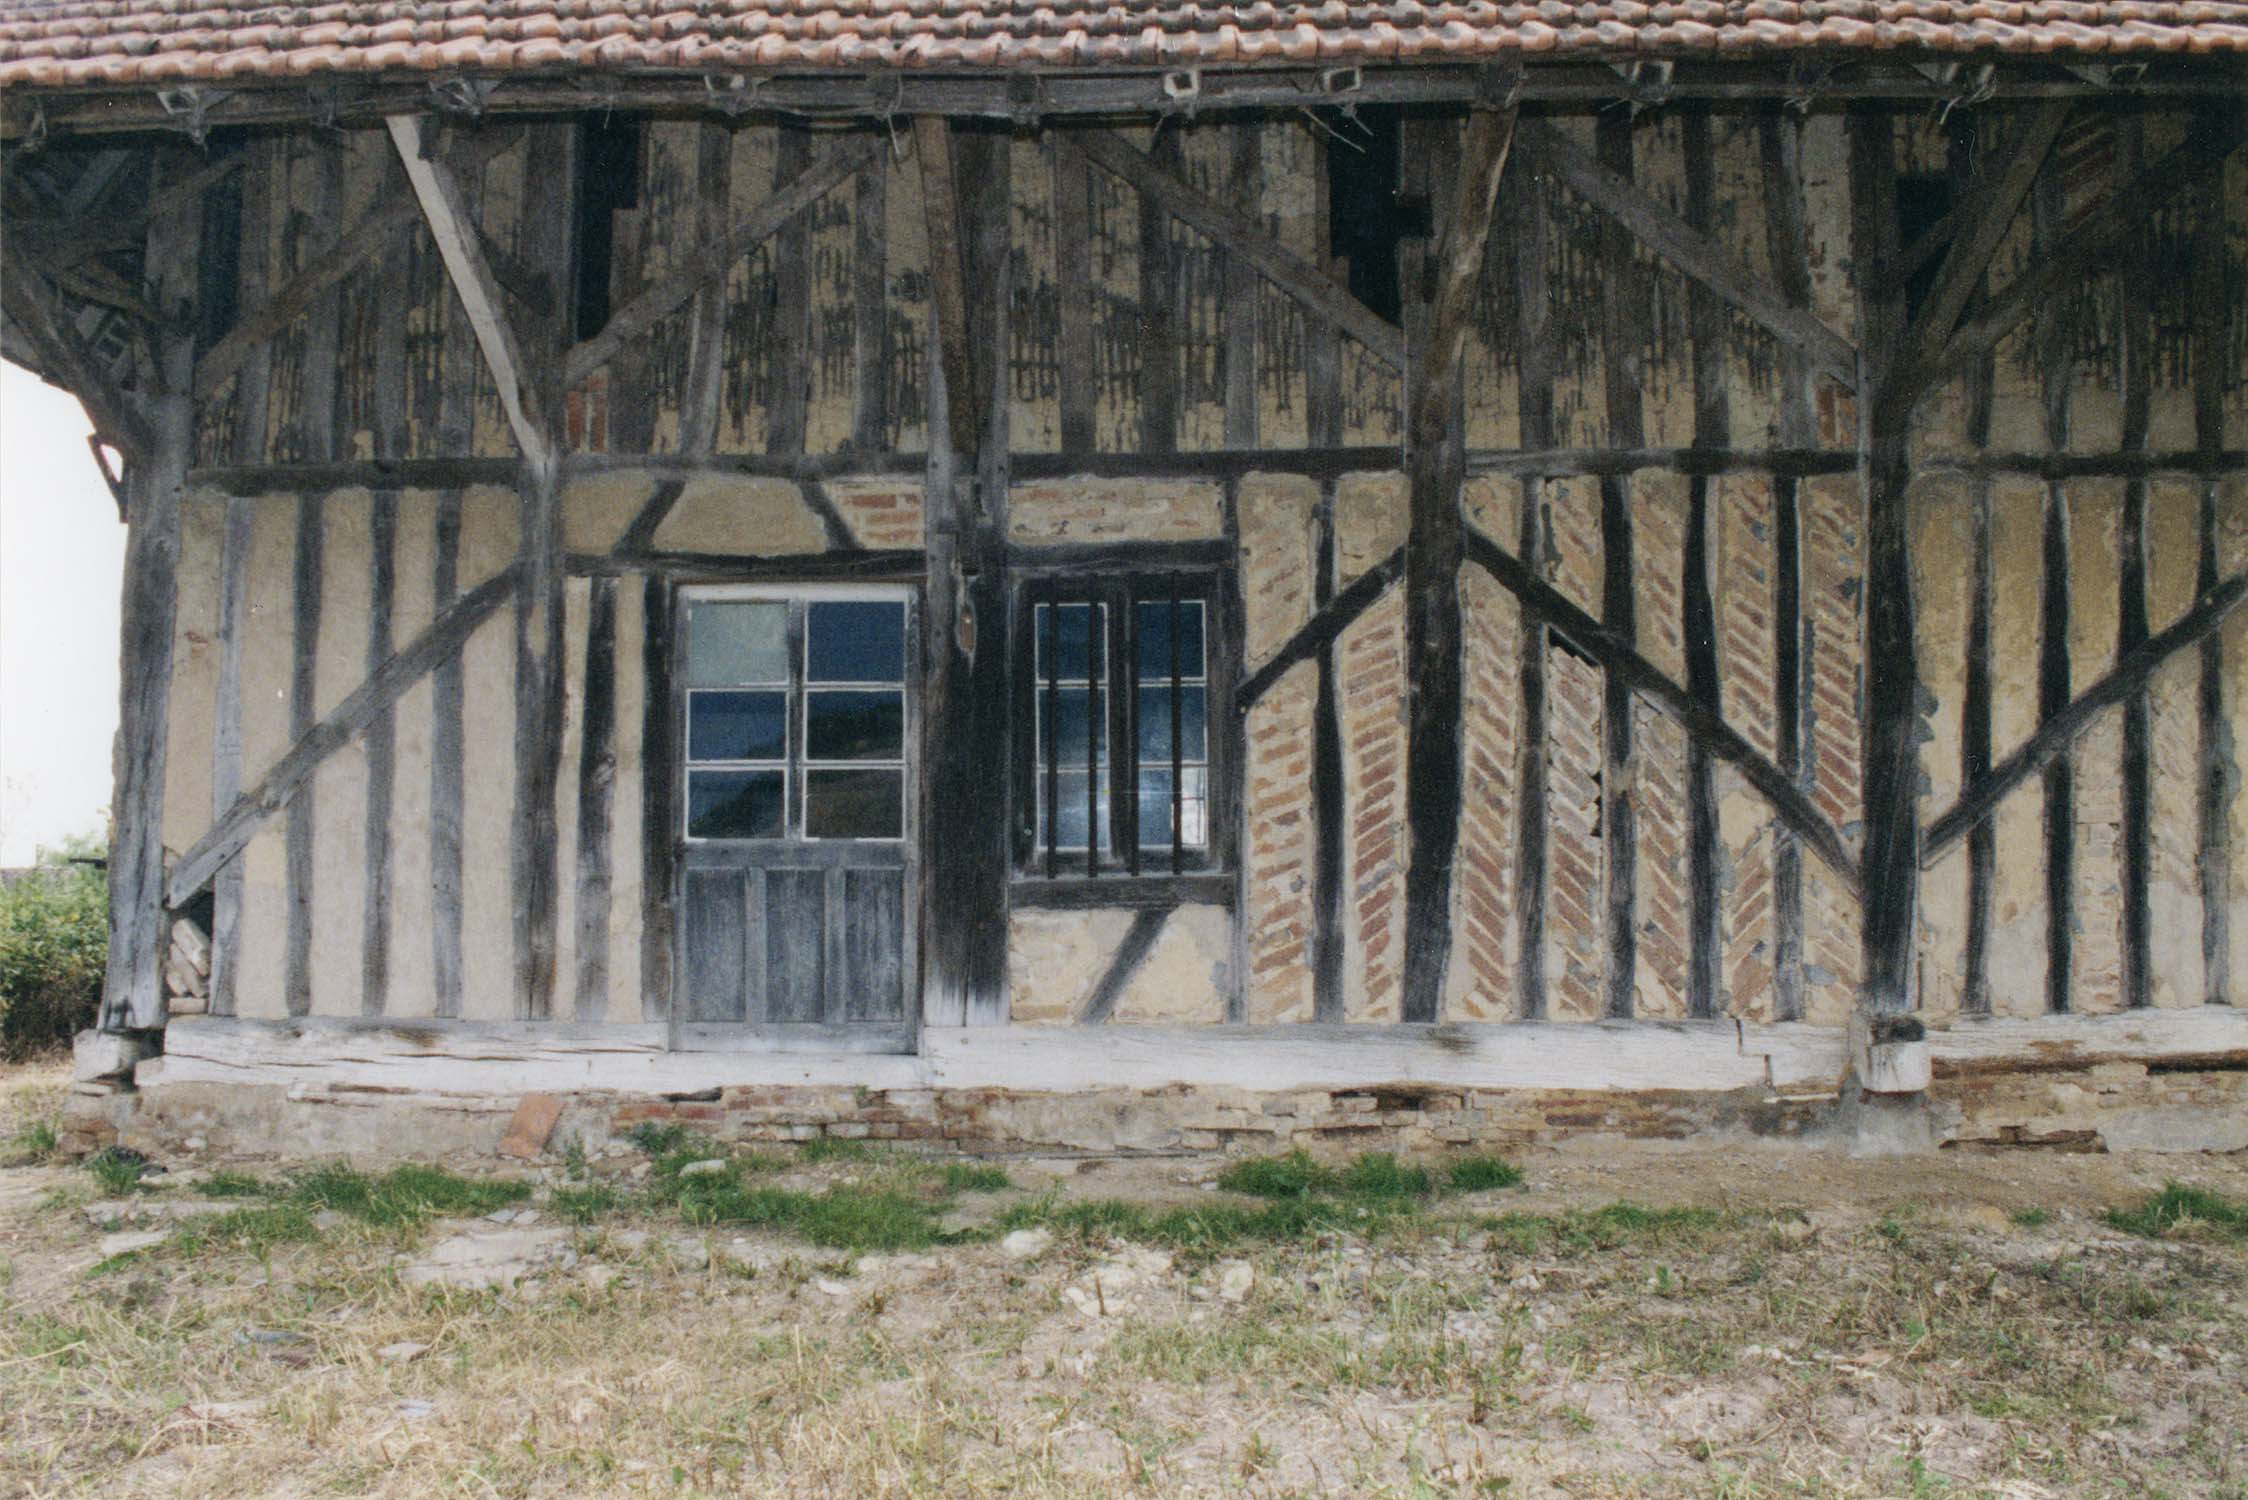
[165,565,519,910]
[1465,525,1861,894]
[1519,119,1859,386]
[1073,128,1406,369]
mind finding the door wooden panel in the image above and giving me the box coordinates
[673,587,917,1048]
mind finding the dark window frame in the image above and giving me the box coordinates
[1009,568,1239,885]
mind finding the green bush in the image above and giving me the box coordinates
[0,838,108,1059]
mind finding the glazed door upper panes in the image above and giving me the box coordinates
[676,588,915,1046]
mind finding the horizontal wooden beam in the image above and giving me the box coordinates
[1521,119,1859,386]
[568,548,925,583]
[562,135,879,389]
[152,1012,1850,1095]
[1465,525,1860,892]
[164,565,518,909]
[1923,565,2248,863]
[16,60,2248,141]
[1467,445,1860,479]
[1237,544,1405,708]
[1074,128,1405,369]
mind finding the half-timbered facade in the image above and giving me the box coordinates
[6,1,2246,1157]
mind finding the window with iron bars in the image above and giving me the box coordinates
[1013,574,1234,881]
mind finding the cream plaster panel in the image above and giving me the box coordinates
[1111,905,1232,1024]
[165,492,225,860]
[457,609,517,1021]
[563,472,658,554]
[1006,908,1136,1024]
[386,493,438,1019]
[652,475,826,556]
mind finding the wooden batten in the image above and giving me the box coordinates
[2191,157,2233,1009]
[1511,138,1554,1023]
[1594,113,1642,1023]
[1680,109,1726,1022]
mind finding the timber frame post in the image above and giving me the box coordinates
[97,180,197,1034]
[915,117,1013,1028]
[1401,96,1517,1023]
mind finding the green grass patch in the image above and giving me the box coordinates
[85,1148,148,1195]
[10,1118,58,1158]
[1482,1202,1730,1256]
[289,1162,529,1226]
[1002,1192,1417,1253]
[1216,1149,1517,1205]
[193,1170,272,1198]
[168,1202,323,1257]
[2009,1207,2052,1230]
[2104,1183,2248,1243]
[552,1184,625,1224]
[938,1162,1012,1194]
[675,1179,942,1252]
[798,1137,877,1164]
[626,1121,695,1157]
[1444,1155,1523,1193]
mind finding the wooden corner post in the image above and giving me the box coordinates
[99,174,199,1033]
[1401,97,1517,1024]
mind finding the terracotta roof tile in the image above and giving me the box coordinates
[0,0,2242,85]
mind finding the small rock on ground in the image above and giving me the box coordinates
[1000,1228,1053,1262]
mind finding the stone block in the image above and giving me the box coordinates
[74,1030,152,1083]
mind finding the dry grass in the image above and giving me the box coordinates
[3,1064,2246,1499]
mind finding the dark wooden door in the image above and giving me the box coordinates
[672,587,917,1050]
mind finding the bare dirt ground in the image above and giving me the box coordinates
[4,1057,2246,1500]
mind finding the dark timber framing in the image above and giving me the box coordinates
[96,181,195,1032]
[2193,144,2234,1009]
[2033,167,2077,1015]
[1849,108,1918,1018]
[1594,111,1642,1023]
[1512,133,1555,1022]
[2115,116,2153,1012]
[1310,481,1346,1023]
[1681,108,1725,1022]
[1403,99,1514,1024]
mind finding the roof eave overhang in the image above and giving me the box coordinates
[6,51,2246,143]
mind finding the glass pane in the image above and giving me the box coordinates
[1135,598,1206,679]
[688,691,787,762]
[687,601,787,686]
[687,769,785,839]
[806,600,905,683]
[805,768,903,839]
[1048,770,1111,851]
[1046,686,1105,765]
[1033,602,1105,679]
[806,690,904,761]
[1135,684,1207,763]
[1136,767,1208,849]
